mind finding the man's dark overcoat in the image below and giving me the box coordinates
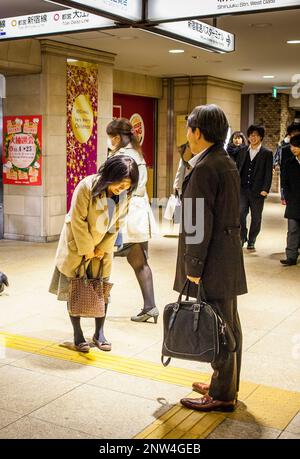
[174,143,247,300]
[281,156,300,220]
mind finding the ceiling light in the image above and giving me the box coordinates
[287,40,300,44]
[169,49,185,54]
[67,59,78,62]
[263,75,275,79]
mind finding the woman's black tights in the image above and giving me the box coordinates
[69,304,108,345]
[126,243,156,313]
[69,315,85,346]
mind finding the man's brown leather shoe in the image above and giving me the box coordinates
[192,381,210,395]
[180,394,236,412]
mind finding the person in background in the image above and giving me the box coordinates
[236,125,273,250]
[49,156,138,352]
[273,122,300,169]
[174,104,247,412]
[173,142,193,197]
[226,131,247,162]
[273,135,290,168]
[274,122,300,202]
[106,118,159,324]
[280,134,300,266]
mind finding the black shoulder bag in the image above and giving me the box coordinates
[161,280,236,367]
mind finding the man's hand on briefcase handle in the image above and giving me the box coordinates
[187,275,201,285]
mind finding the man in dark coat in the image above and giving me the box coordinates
[274,122,300,169]
[280,134,300,266]
[236,125,273,250]
[174,104,247,412]
[276,123,300,201]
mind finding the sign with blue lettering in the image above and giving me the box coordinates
[148,0,300,22]
[152,20,235,53]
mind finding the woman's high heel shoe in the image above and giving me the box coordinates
[131,307,159,323]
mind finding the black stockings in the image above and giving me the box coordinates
[126,243,156,313]
[69,304,108,345]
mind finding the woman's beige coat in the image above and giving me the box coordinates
[55,174,130,278]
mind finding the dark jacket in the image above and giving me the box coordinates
[281,156,300,220]
[173,143,247,301]
[279,145,294,200]
[280,145,294,172]
[236,145,273,196]
[226,143,244,162]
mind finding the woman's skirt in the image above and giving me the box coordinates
[49,267,70,301]
[114,242,149,259]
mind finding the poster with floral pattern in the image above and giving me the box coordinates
[67,62,98,211]
[2,115,42,186]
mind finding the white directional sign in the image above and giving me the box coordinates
[0,9,115,40]
[51,0,143,22]
[153,20,235,53]
[148,0,300,22]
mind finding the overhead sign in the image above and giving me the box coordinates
[0,8,114,40]
[49,0,143,22]
[152,20,235,53]
[148,0,300,22]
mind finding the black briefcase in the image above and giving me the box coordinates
[161,281,235,367]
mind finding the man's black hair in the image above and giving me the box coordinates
[187,104,229,144]
[286,122,300,136]
[247,124,265,140]
[290,133,300,148]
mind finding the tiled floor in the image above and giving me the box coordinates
[0,194,299,439]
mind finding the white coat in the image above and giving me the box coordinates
[113,145,157,243]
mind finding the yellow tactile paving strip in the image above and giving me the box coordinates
[1,332,300,438]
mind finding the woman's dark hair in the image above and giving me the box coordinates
[187,104,229,144]
[229,131,247,145]
[106,118,142,155]
[286,122,300,136]
[247,124,265,140]
[92,155,139,199]
[290,133,300,148]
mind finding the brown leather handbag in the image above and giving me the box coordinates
[68,258,113,318]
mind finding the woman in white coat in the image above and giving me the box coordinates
[106,118,159,323]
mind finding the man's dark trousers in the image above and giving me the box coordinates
[240,188,265,244]
[208,297,242,402]
[286,219,300,261]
